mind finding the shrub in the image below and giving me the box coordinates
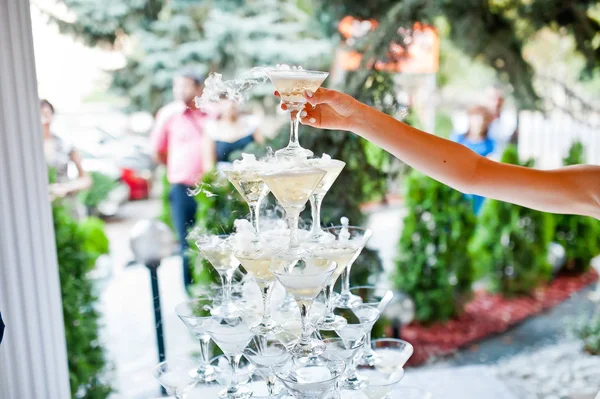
[78,172,117,212]
[395,170,477,323]
[53,201,112,398]
[469,145,554,296]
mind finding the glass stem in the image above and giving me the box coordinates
[266,375,277,397]
[219,272,230,302]
[227,354,242,393]
[224,270,234,304]
[287,210,301,249]
[364,329,373,356]
[341,264,351,297]
[346,355,359,380]
[299,302,312,345]
[309,194,323,236]
[324,284,334,320]
[261,281,274,324]
[288,109,301,149]
[249,198,263,236]
[198,336,211,369]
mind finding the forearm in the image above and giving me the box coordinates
[351,103,600,218]
[352,103,480,193]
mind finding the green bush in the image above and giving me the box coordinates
[79,217,110,260]
[78,172,117,210]
[395,170,476,323]
[53,201,112,398]
[469,145,554,296]
[554,141,600,274]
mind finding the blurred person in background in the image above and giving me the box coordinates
[150,70,215,291]
[206,98,264,163]
[41,99,92,217]
[486,85,517,159]
[451,105,496,214]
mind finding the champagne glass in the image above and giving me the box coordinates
[175,296,220,383]
[234,240,283,334]
[270,251,336,357]
[370,339,414,373]
[154,358,199,398]
[349,286,394,367]
[203,315,256,399]
[195,234,240,317]
[223,158,270,235]
[244,335,293,397]
[261,166,326,258]
[309,243,359,331]
[321,307,377,390]
[266,69,329,159]
[275,352,345,399]
[305,157,345,243]
[326,221,373,309]
[355,367,404,399]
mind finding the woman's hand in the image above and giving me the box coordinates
[276,88,361,132]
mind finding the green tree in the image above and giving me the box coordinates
[469,145,554,296]
[554,141,600,274]
[395,171,476,323]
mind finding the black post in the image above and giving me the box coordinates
[146,261,166,395]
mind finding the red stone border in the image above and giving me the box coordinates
[400,269,598,366]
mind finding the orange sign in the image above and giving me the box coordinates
[336,18,439,74]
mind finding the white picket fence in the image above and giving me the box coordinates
[518,109,600,168]
[517,76,600,168]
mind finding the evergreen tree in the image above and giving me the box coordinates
[554,141,600,274]
[395,171,476,323]
[469,145,555,296]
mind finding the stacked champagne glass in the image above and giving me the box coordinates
[154,67,427,399]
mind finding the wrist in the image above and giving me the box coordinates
[348,101,372,135]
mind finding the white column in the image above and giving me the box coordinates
[0,0,71,398]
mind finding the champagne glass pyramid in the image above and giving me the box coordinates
[223,155,270,235]
[349,286,393,367]
[203,315,256,399]
[261,165,326,257]
[195,234,240,317]
[270,252,336,357]
[175,296,220,383]
[325,218,373,309]
[305,156,346,243]
[266,68,329,159]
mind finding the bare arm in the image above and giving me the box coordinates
[299,89,600,219]
[50,150,92,198]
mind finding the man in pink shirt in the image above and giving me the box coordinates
[151,70,215,290]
